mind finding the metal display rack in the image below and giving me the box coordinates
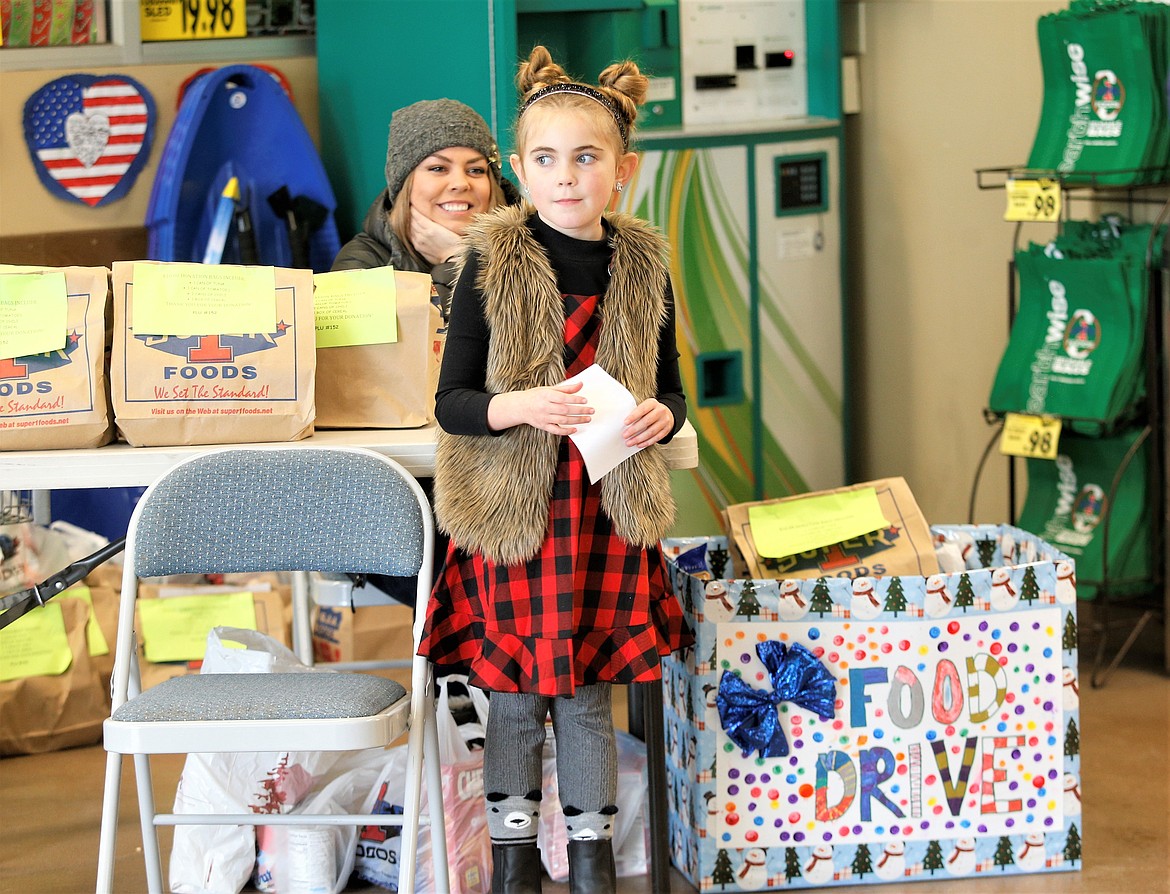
[969,165,1170,686]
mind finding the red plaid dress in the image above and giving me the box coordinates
[420,291,693,696]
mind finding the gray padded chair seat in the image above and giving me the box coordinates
[111,673,406,723]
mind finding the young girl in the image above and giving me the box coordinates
[419,46,692,894]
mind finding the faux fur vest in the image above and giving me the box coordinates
[433,205,676,565]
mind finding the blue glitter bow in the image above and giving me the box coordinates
[716,640,836,758]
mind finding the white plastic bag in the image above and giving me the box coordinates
[253,747,389,894]
[354,675,492,893]
[168,628,342,894]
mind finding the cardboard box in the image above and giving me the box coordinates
[659,525,1082,891]
[722,477,940,581]
[311,602,415,686]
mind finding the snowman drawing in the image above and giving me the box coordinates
[1017,831,1047,870]
[874,840,906,880]
[989,567,1019,610]
[946,837,977,875]
[802,844,835,884]
[1001,532,1017,565]
[1055,561,1077,604]
[704,580,735,622]
[850,576,882,620]
[736,847,768,888]
[924,574,953,617]
[1063,773,1082,816]
[1062,666,1080,710]
[777,578,810,620]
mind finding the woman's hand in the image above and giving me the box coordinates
[409,206,464,265]
[488,381,594,434]
[623,398,672,448]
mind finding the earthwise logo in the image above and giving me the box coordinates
[1092,70,1124,120]
[1071,484,1106,534]
[1051,309,1099,376]
[1088,69,1124,139]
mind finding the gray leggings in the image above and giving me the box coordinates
[483,683,619,843]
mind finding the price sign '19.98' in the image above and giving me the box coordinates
[141,0,245,42]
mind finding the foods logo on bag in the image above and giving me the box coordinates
[136,330,291,399]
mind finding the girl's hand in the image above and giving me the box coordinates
[409,206,463,265]
[488,381,594,434]
[623,398,672,448]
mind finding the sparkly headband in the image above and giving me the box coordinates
[518,83,630,148]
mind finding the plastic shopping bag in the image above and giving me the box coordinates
[169,628,343,894]
[253,748,389,894]
[354,675,492,893]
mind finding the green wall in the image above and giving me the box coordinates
[315,0,518,239]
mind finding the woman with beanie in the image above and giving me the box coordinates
[332,97,519,315]
[332,99,517,607]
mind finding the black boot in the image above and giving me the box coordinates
[491,842,542,894]
[567,838,616,894]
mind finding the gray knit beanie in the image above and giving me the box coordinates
[384,98,505,207]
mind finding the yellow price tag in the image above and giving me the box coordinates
[1004,178,1061,222]
[141,0,246,42]
[1000,413,1061,460]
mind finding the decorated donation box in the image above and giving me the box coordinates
[111,261,315,446]
[660,525,1082,891]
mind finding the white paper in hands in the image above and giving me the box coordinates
[565,363,642,484]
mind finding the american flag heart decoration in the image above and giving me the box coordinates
[22,74,156,208]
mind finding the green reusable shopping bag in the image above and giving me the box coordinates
[1027,0,1170,186]
[988,245,1144,433]
[1017,428,1151,599]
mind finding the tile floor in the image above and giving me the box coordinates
[1,612,1166,894]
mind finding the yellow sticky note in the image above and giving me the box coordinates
[0,602,73,681]
[312,267,399,348]
[60,585,110,657]
[748,487,889,558]
[131,263,277,336]
[138,591,257,663]
[0,272,68,361]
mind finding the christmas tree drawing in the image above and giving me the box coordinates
[1020,565,1040,603]
[711,848,736,888]
[954,573,976,612]
[922,840,945,874]
[993,835,1015,871]
[809,577,834,616]
[1063,613,1078,652]
[1064,823,1082,862]
[1065,717,1080,758]
[736,579,762,619]
[784,847,802,883]
[976,537,997,568]
[883,577,908,615]
[851,842,874,878]
[709,544,730,578]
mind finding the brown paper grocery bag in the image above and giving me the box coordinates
[0,599,108,755]
[110,261,315,446]
[314,269,440,429]
[723,477,940,580]
[0,265,113,450]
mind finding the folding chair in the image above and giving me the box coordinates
[95,446,447,894]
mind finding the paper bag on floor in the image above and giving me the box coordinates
[0,599,108,755]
